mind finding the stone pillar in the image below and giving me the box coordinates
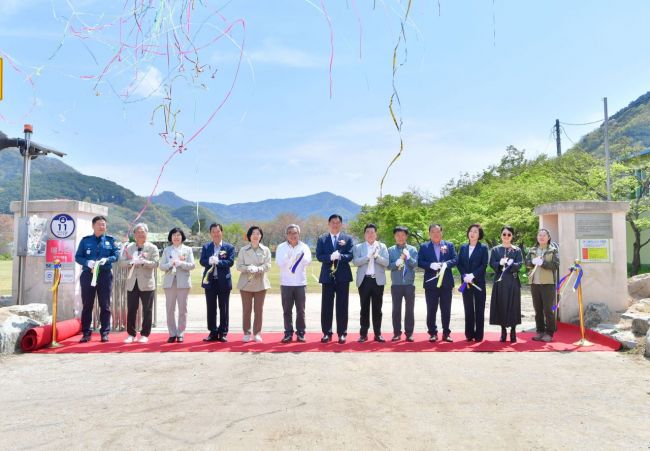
[534,201,630,321]
[10,200,109,320]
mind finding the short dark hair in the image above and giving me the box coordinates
[92,215,107,225]
[246,225,263,241]
[501,225,515,236]
[466,223,484,240]
[328,214,343,223]
[428,223,443,232]
[393,226,409,235]
[167,227,186,242]
[364,223,377,233]
[209,223,223,232]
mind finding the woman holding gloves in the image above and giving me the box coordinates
[236,225,272,342]
[526,229,560,342]
[489,225,523,343]
[457,224,489,342]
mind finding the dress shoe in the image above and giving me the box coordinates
[406,336,414,343]
[177,336,184,343]
[357,335,368,343]
[296,333,306,343]
[442,335,453,343]
[391,334,401,342]
[320,334,331,343]
[79,335,91,343]
[510,329,517,343]
[531,332,544,341]
[167,336,177,343]
[540,333,553,343]
[282,333,293,343]
[100,334,109,343]
[203,334,219,342]
[429,334,438,343]
[217,336,228,343]
[338,334,347,344]
[374,335,386,343]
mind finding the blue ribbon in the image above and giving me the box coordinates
[291,252,305,274]
[573,264,583,291]
[458,281,467,293]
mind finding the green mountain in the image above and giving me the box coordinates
[576,91,650,158]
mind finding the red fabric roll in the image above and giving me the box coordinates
[20,318,82,352]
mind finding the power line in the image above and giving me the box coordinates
[560,119,603,126]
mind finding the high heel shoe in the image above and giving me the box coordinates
[500,327,507,342]
[510,327,517,343]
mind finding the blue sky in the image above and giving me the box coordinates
[1,1,650,208]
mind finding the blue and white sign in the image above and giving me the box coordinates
[50,214,75,239]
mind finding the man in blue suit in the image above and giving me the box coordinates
[418,223,457,342]
[316,214,354,344]
[200,223,235,342]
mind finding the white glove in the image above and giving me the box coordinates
[499,257,508,266]
[532,257,543,266]
[98,258,108,266]
[430,262,441,271]
[463,274,472,283]
[330,250,340,261]
[468,273,475,282]
[395,258,404,267]
[87,260,96,269]
[247,265,259,273]
[208,256,218,265]
[507,258,514,266]
[402,249,410,260]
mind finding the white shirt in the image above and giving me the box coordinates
[365,241,378,276]
[468,244,476,258]
[275,241,312,286]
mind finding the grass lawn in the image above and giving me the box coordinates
[0,260,11,295]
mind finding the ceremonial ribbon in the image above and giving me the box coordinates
[425,261,446,284]
[290,252,305,274]
[202,264,215,286]
[458,281,482,293]
[497,260,513,282]
[90,262,100,287]
[436,263,448,288]
[552,267,576,311]
[572,263,584,291]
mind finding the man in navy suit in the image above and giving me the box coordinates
[316,214,354,344]
[418,223,458,342]
[200,223,235,342]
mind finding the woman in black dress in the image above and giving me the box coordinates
[489,225,523,342]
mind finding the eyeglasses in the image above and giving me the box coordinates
[502,233,512,237]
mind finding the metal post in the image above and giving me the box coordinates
[16,124,33,305]
[555,119,561,156]
[604,97,611,200]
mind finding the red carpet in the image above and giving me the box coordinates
[32,323,620,353]
[21,319,82,352]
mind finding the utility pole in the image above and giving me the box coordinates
[555,119,561,156]
[604,97,611,200]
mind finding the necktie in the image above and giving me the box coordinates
[333,235,337,248]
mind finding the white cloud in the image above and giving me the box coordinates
[214,39,326,69]
[130,66,163,98]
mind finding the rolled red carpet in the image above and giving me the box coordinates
[21,318,82,352]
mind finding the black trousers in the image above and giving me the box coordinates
[462,285,486,341]
[321,281,350,336]
[80,270,112,336]
[126,281,155,337]
[358,276,384,336]
[531,284,557,335]
[205,287,231,336]
[424,286,453,336]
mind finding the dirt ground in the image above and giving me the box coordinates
[1,293,649,450]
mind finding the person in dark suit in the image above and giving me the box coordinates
[417,223,458,342]
[200,223,235,342]
[456,223,489,342]
[316,214,354,344]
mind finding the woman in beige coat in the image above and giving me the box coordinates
[121,223,159,344]
[159,227,196,343]
[237,225,272,342]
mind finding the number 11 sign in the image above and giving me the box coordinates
[50,213,76,239]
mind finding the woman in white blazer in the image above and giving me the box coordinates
[160,227,196,343]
